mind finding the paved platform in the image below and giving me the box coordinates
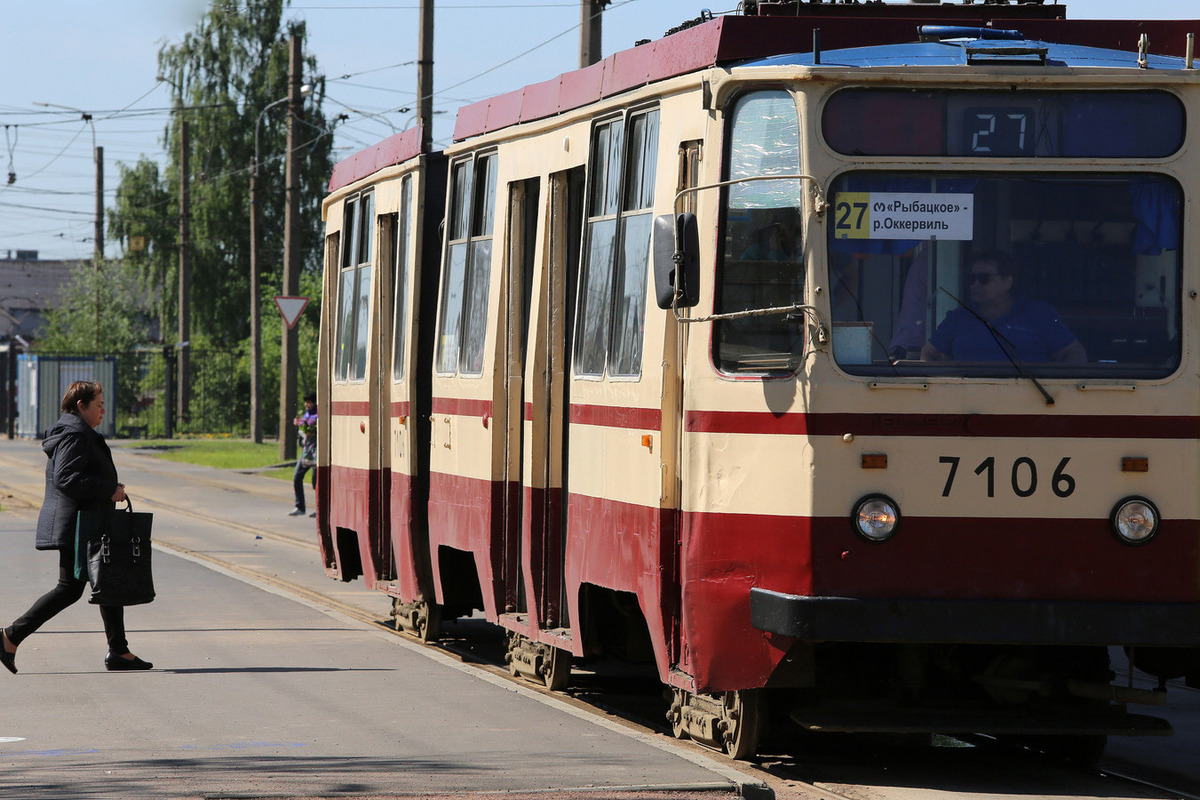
[0,438,766,800]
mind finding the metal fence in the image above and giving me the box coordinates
[24,349,250,438]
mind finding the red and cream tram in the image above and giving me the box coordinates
[316,1,1200,760]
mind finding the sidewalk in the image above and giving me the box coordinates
[0,437,316,541]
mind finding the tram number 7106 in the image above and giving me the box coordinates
[939,456,1076,499]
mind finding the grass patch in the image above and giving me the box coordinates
[124,439,292,477]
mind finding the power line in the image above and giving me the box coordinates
[434,0,640,97]
[0,200,95,217]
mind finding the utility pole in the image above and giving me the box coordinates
[279,33,303,460]
[178,120,191,428]
[419,0,434,152]
[93,144,103,351]
[249,148,263,444]
[93,145,103,263]
[580,0,609,68]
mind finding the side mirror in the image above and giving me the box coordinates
[652,212,700,310]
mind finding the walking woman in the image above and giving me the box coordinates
[1,381,152,674]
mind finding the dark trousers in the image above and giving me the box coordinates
[293,461,315,511]
[6,547,128,654]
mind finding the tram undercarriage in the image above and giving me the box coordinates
[672,640,1173,762]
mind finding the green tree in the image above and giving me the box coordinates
[108,159,174,335]
[108,0,334,350]
[37,260,154,354]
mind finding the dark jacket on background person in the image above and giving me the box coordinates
[35,412,119,550]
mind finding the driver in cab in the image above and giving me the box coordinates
[921,250,1086,364]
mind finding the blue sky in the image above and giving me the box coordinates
[0,0,1195,261]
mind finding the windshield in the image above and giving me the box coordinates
[714,90,806,374]
[826,171,1182,379]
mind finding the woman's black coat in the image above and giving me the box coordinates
[35,412,119,550]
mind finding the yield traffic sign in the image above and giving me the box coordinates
[274,296,310,329]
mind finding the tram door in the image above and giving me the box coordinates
[370,210,397,589]
[665,140,702,668]
[502,178,540,617]
[522,167,584,630]
[385,175,421,600]
[323,191,382,585]
[315,231,340,576]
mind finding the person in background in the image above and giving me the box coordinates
[289,392,318,518]
[1,380,152,674]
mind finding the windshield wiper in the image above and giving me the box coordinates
[938,286,1055,406]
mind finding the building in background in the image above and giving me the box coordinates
[0,251,77,341]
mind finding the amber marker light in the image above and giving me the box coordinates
[1122,457,1149,472]
[861,453,888,469]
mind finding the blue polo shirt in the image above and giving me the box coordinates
[928,296,1076,362]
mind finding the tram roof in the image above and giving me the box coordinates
[329,11,1200,190]
[328,126,422,193]
[450,15,1199,143]
[744,37,1189,71]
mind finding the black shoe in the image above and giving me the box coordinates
[105,652,153,671]
[1,629,15,674]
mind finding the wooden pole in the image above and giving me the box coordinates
[580,0,605,68]
[279,33,303,460]
[419,0,434,152]
[177,120,191,426]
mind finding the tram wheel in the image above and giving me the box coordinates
[668,689,688,739]
[415,602,441,643]
[721,689,764,760]
[543,646,571,691]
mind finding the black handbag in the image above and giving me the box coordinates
[75,499,156,606]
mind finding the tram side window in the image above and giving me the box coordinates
[714,90,805,375]
[335,191,375,382]
[826,171,1182,380]
[575,107,659,378]
[392,175,413,380]
[436,153,498,376]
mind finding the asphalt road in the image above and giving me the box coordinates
[0,439,758,800]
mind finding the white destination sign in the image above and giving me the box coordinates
[833,192,974,241]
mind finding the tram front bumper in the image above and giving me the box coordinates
[750,588,1200,647]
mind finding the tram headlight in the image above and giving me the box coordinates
[851,494,900,543]
[1110,496,1160,546]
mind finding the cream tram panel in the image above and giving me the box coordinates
[430,82,708,494]
[320,192,371,473]
[680,430,1194,520]
[325,164,417,473]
